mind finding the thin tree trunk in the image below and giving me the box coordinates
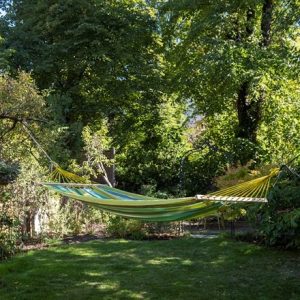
[97,162,112,187]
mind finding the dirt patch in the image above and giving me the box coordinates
[20,220,254,251]
[21,231,107,252]
[62,232,107,244]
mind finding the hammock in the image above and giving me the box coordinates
[20,122,292,222]
[42,166,280,222]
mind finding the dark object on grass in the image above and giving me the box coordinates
[0,161,20,185]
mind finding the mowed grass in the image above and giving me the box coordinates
[0,237,299,300]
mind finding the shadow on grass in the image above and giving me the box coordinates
[0,238,299,300]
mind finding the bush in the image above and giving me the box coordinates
[106,216,147,240]
[144,221,181,236]
[0,231,19,260]
[0,190,22,260]
[248,176,300,249]
[215,165,300,249]
[106,214,183,240]
[0,214,21,260]
[48,200,104,238]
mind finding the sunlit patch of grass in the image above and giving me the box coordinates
[0,237,299,300]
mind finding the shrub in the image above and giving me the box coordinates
[248,176,300,249]
[219,165,300,249]
[0,214,21,260]
[48,200,104,238]
[0,190,22,260]
[106,216,147,240]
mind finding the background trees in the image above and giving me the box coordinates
[1,0,161,144]
[161,0,300,163]
[0,72,49,258]
[2,0,298,188]
[0,0,299,252]
[1,0,190,191]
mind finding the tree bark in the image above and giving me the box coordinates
[261,0,273,47]
[236,82,263,143]
[235,1,273,162]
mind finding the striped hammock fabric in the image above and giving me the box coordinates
[42,167,280,222]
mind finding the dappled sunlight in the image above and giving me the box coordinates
[113,289,147,300]
[242,246,262,255]
[209,256,227,266]
[146,257,192,266]
[218,240,229,247]
[84,280,119,291]
[1,238,300,299]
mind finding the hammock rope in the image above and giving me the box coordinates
[22,122,57,167]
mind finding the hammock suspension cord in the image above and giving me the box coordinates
[22,121,57,169]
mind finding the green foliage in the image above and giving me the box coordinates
[218,205,247,222]
[1,0,163,155]
[0,191,21,260]
[144,221,180,236]
[161,0,300,163]
[181,148,225,195]
[0,35,14,71]
[106,216,147,240]
[248,176,300,249]
[0,161,19,185]
[48,201,104,237]
[106,214,180,240]
[215,163,274,189]
[0,72,46,121]
[258,79,300,163]
[0,227,20,260]
[0,1,191,196]
[218,165,300,249]
[80,123,114,184]
[116,101,190,193]
[0,72,51,257]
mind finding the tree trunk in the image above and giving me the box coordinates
[97,148,116,187]
[104,148,116,187]
[234,0,273,163]
[261,0,273,47]
[24,209,32,237]
[236,82,262,143]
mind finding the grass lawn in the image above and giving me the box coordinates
[0,237,299,300]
